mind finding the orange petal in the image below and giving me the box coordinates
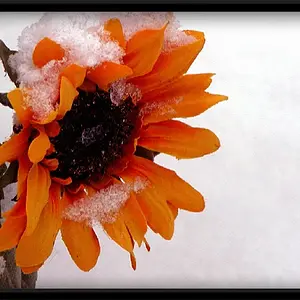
[57,76,79,120]
[129,156,204,212]
[16,183,61,267]
[31,110,58,125]
[25,164,51,236]
[130,30,205,93]
[17,152,32,199]
[7,89,32,127]
[102,213,134,253]
[130,252,137,270]
[79,79,97,92]
[0,127,30,165]
[143,92,228,125]
[167,202,179,219]
[42,158,59,171]
[61,64,87,88]
[121,193,147,246]
[44,121,60,137]
[104,18,126,49]
[87,62,133,91]
[0,214,26,252]
[28,125,50,163]
[124,23,167,78]
[32,37,65,68]
[21,264,43,274]
[2,193,26,219]
[143,238,151,252]
[137,187,174,240]
[138,120,220,159]
[61,219,100,272]
[52,177,72,186]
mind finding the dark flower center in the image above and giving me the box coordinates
[48,88,139,181]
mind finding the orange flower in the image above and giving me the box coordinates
[0,15,227,274]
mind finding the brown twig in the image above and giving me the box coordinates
[0,93,12,109]
[0,40,18,87]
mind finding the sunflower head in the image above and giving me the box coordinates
[0,12,227,274]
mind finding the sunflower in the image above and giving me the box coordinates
[0,13,227,274]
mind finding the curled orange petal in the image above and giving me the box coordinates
[28,125,50,164]
[16,183,62,267]
[102,213,134,253]
[7,89,32,127]
[87,62,133,91]
[25,164,51,236]
[121,193,147,246]
[61,219,100,272]
[129,156,204,213]
[137,187,174,240]
[61,64,86,88]
[104,18,126,49]
[57,76,79,120]
[138,120,220,159]
[32,37,65,68]
[0,214,26,252]
[124,23,167,78]
[17,152,32,198]
[130,30,205,93]
[0,127,30,165]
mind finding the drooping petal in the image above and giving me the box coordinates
[0,214,26,252]
[129,156,204,212]
[140,73,214,103]
[138,120,220,159]
[120,166,174,240]
[61,64,87,88]
[104,18,126,49]
[142,92,228,125]
[87,62,133,91]
[7,89,32,127]
[17,152,32,198]
[130,30,205,93]
[32,37,65,68]
[16,183,62,267]
[61,219,100,272]
[57,76,79,120]
[102,214,134,253]
[3,193,26,219]
[120,193,147,246]
[124,23,167,78]
[28,125,51,164]
[44,121,60,137]
[0,127,30,165]
[136,187,174,240]
[25,164,51,236]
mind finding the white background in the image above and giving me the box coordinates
[1,12,300,288]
